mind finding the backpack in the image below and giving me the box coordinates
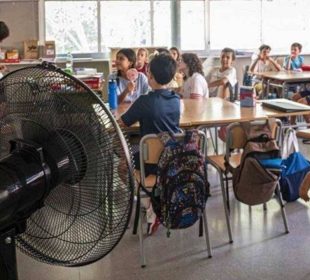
[280,152,310,202]
[151,130,209,236]
[227,119,281,205]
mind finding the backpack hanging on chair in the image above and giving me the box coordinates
[226,119,281,205]
[150,130,209,236]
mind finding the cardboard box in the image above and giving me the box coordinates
[6,49,19,60]
[24,40,38,59]
[43,41,56,58]
[240,86,256,107]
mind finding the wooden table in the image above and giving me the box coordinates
[115,98,267,132]
[116,97,310,132]
[261,71,310,98]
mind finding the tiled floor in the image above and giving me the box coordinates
[16,140,310,280]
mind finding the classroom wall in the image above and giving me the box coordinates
[0,1,39,54]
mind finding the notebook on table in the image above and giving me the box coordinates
[261,99,310,112]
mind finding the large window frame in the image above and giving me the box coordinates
[41,0,310,55]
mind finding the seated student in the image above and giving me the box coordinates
[169,46,184,88]
[206,47,237,100]
[136,47,148,75]
[0,21,9,77]
[108,48,149,104]
[249,44,281,98]
[283,42,304,71]
[169,47,181,62]
[119,54,180,234]
[178,53,209,99]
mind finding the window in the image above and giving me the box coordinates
[209,0,261,50]
[45,1,98,54]
[209,0,310,52]
[261,0,310,53]
[181,1,206,50]
[44,0,310,55]
[45,0,171,54]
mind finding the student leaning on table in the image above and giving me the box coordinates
[283,42,304,71]
[206,47,237,100]
[118,54,180,235]
[108,48,149,104]
[0,21,9,78]
[249,44,281,98]
[178,52,209,99]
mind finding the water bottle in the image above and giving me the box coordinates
[65,52,74,74]
[108,79,118,110]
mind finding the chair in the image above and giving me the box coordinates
[296,128,310,144]
[134,131,212,267]
[203,119,289,233]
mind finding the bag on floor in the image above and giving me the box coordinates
[228,119,281,205]
[280,152,310,202]
[151,130,209,235]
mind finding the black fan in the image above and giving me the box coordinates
[0,63,134,280]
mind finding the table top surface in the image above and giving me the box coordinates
[115,97,310,130]
[261,71,310,82]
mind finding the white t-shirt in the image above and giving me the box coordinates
[206,67,237,97]
[250,59,276,82]
[182,72,209,99]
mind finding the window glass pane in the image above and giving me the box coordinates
[210,0,261,50]
[100,1,151,48]
[181,1,205,50]
[262,0,310,53]
[45,1,98,54]
[153,1,171,47]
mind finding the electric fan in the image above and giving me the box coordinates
[0,62,134,280]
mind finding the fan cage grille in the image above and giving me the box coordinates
[0,64,134,266]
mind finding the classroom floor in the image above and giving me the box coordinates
[17,140,310,280]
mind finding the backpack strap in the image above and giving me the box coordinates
[157,131,177,146]
[184,129,199,147]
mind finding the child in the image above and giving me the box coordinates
[136,47,148,75]
[291,87,310,123]
[169,47,181,62]
[283,42,304,71]
[206,48,237,99]
[249,44,281,97]
[119,54,180,234]
[179,53,209,99]
[108,48,149,104]
[169,47,184,88]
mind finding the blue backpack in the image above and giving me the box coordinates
[280,152,310,202]
[151,130,209,236]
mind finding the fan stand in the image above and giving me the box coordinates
[0,228,18,280]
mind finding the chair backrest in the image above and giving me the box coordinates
[229,82,239,102]
[243,65,252,86]
[139,131,206,183]
[225,118,282,159]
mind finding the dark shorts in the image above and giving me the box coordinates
[133,152,158,177]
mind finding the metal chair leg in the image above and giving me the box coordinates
[263,203,267,211]
[202,208,212,258]
[275,183,289,234]
[224,173,230,212]
[138,204,146,268]
[218,169,233,243]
